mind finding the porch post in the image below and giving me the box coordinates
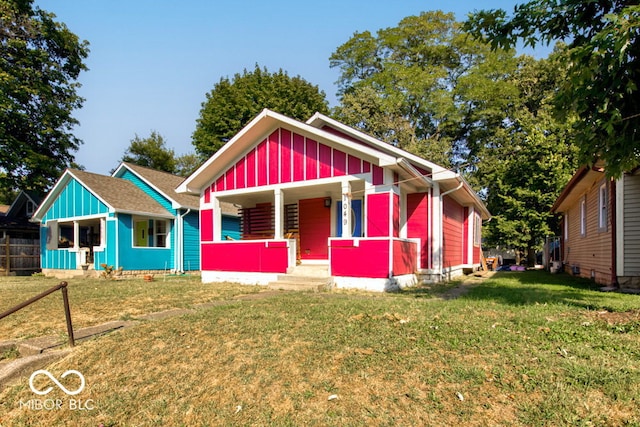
[341,180,352,238]
[211,196,222,242]
[274,188,284,239]
[432,183,442,276]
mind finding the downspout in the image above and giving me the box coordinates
[610,180,617,287]
[177,209,191,273]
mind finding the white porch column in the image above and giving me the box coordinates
[616,176,624,277]
[341,180,352,238]
[432,183,442,275]
[73,221,80,250]
[467,206,475,264]
[211,196,222,242]
[274,188,284,239]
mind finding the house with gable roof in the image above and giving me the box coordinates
[32,163,240,278]
[177,109,490,291]
[551,161,640,288]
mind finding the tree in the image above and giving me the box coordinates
[331,11,578,264]
[0,0,89,198]
[474,54,578,265]
[465,1,640,178]
[175,153,201,178]
[329,11,520,168]
[120,131,177,174]
[193,65,330,157]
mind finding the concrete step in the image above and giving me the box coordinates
[267,281,328,292]
[288,264,330,277]
[276,274,329,283]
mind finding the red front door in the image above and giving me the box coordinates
[298,198,331,260]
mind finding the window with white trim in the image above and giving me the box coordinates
[473,213,481,247]
[564,214,569,241]
[598,182,608,231]
[580,196,587,237]
[134,218,170,248]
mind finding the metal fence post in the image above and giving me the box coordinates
[60,282,75,347]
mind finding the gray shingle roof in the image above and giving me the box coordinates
[70,169,171,216]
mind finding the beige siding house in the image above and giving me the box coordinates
[552,164,640,288]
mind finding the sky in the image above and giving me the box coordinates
[35,0,546,175]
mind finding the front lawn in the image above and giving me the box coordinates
[1,271,639,426]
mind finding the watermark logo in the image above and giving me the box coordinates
[20,369,94,411]
[29,369,85,396]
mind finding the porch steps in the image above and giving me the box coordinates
[267,264,332,292]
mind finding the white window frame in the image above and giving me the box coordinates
[564,214,569,241]
[580,196,587,237]
[598,182,608,231]
[133,218,170,248]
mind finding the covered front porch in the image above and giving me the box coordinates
[200,177,421,291]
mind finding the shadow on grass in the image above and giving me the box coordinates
[459,270,629,311]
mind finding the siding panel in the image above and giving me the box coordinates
[624,174,640,274]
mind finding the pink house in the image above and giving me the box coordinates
[177,109,490,291]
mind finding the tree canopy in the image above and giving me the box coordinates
[330,11,522,169]
[0,0,89,198]
[465,1,640,178]
[192,65,329,158]
[331,11,578,262]
[119,131,177,174]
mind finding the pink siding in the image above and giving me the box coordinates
[330,239,389,278]
[280,129,292,183]
[209,127,385,192]
[246,148,256,187]
[293,133,305,181]
[305,138,318,180]
[268,131,279,185]
[348,155,361,175]
[463,207,469,264]
[257,140,268,186]
[407,193,429,269]
[393,239,417,275]
[333,149,346,176]
[236,158,246,189]
[443,196,464,267]
[201,241,289,273]
[225,167,235,191]
[204,187,211,204]
[329,238,417,278]
[200,209,214,242]
[367,193,390,237]
[372,165,384,185]
[319,143,332,178]
[393,193,400,238]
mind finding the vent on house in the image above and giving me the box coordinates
[572,265,580,275]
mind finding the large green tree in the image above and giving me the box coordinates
[118,131,202,177]
[476,54,578,264]
[192,65,330,157]
[120,131,177,173]
[0,0,88,199]
[331,11,578,263]
[330,11,520,168]
[465,1,640,178]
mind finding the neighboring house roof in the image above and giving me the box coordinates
[32,169,174,221]
[0,191,42,231]
[113,162,201,210]
[551,163,606,214]
[177,109,489,219]
[0,205,9,216]
[113,162,239,216]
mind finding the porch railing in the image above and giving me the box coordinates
[0,281,75,347]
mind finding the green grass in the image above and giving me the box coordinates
[1,271,639,426]
[0,274,262,340]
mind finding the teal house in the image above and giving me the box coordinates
[32,162,240,278]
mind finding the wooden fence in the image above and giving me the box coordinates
[0,237,41,275]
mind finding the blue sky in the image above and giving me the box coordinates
[36,0,546,175]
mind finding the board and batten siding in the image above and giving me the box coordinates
[623,173,640,275]
[442,196,464,268]
[43,178,109,221]
[562,178,612,284]
[183,211,201,271]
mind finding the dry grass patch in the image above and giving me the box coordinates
[0,275,262,341]
[1,271,640,426]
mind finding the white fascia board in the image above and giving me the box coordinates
[306,113,446,176]
[177,109,398,194]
